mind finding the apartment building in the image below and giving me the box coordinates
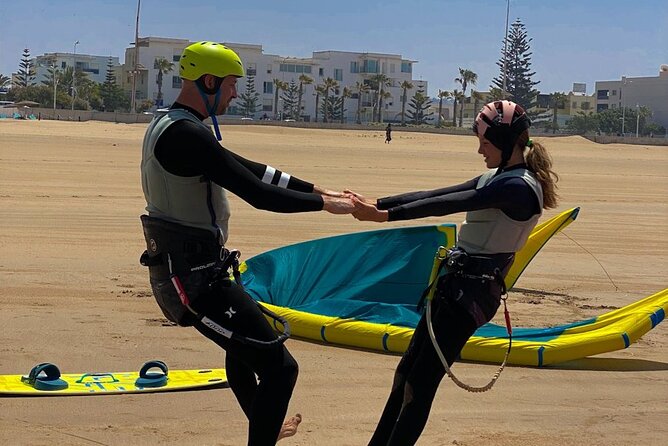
[120,37,426,123]
[33,53,119,85]
[595,66,668,128]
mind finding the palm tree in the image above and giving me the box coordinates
[340,87,352,124]
[314,84,326,122]
[370,74,391,123]
[154,57,174,108]
[451,89,462,126]
[549,92,567,134]
[455,68,478,127]
[0,74,10,89]
[437,90,450,127]
[471,90,485,117]
[273,79,288,119]
[354,81,370,124]
[399,81,414,126]
[379,90,392,124]
[321,77,339,123]
[297,74,313,121]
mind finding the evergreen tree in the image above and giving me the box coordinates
[99,58,129,111]
[324,95,343,122]
[491,19,540,111]
[280,80,300,119]
[237,73,260,117]
[16,48,35,87]
[406,86,433,125]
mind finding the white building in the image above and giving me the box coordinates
[595,65,668,129]
[121,37,427,123]
[34,53,120,85]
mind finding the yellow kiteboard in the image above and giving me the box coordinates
[0,360,227,396]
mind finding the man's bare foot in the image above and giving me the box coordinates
[277,413,302,441]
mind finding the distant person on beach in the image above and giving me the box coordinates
[385,123,392,143]
[138,41,355,445]
[350,100,559,446]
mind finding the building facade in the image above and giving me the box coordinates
[120,37,427,123]
[34,53,120,85]
[595,66,668,129]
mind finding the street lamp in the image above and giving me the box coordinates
[501,0,510,99]
[620,77,633,136]
[131,0,142,114]
[52,62,58,110]
[71,40,79,110]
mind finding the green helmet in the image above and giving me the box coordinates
[179,41,244,81]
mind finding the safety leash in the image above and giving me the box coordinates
[424,246,513,393]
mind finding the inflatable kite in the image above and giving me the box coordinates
[239,208,667,366]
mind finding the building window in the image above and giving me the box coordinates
[267,64,272,74]
[597,89,609,100]
[401,62,412,73]
[279,63,311,74]
[319,68,324,76]
[263,99,273,112]
[263,82,273,94]
[361,60,378,74]
[611,90,617,96]
[172,76,182,89]
[61,61,67,69]
[172,55,180,62]
[334,68,343,81]
[350,61,359,73]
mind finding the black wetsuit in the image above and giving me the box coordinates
[369,166,541,446]
[153,103,322,446]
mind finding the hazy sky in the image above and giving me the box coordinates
[1,0,666,97]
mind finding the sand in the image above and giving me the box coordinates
[0,120,666,446]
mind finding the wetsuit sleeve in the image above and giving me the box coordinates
[387,177,540,222]
[377,178,479,210]
[155,120,323,213]
[228,151,315,193]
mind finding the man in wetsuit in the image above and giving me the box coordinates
[351,100,560,445]
[139,41,355,445]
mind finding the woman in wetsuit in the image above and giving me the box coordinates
[351,100,559,446]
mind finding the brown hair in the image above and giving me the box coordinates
[516,130,559,209]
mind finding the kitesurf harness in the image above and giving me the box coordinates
[140,215,290,348]
[420,246,513,393]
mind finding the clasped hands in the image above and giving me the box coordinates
[316,186,387,222]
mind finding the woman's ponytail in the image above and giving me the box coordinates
[517,131,559,209]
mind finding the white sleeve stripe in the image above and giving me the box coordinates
[262,166,276,184]
[277,172,291,188]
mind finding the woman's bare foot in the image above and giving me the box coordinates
[277,413,302,441]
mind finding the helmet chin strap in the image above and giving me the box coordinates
[196,85,223,141]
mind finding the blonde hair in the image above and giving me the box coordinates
[516,131,559,209]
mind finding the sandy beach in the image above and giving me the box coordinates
[1,120,666,445]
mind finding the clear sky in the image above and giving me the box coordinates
[1,0,666,97]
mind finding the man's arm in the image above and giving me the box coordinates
[156,120,324,213]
